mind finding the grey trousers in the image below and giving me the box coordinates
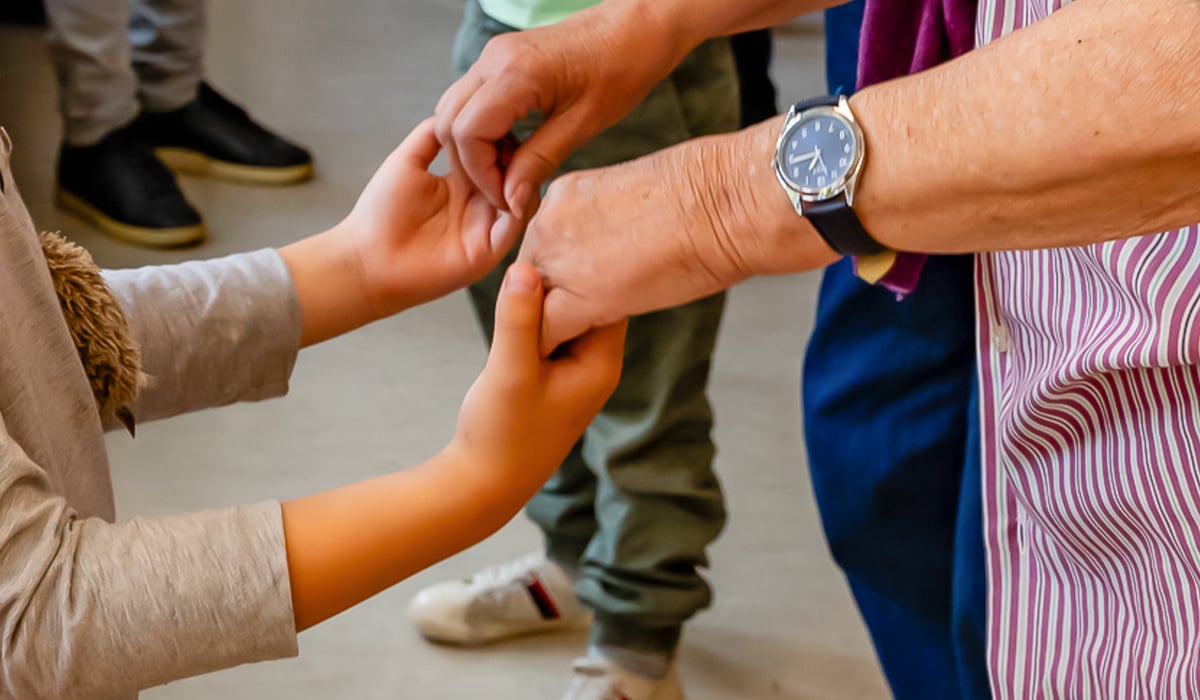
[454,0,740,657]
[45,0,206,146]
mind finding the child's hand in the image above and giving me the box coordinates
[453,263,627,495]
[338,118,523,316]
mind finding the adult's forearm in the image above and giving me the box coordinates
[850,0,1200,254]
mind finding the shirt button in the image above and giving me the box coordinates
[992,323,1011,353]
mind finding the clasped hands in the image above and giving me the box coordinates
[428,17,840,356]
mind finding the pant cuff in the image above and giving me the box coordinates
[590,613,683,657]
[63,106,139,147]
[138,75,202,113]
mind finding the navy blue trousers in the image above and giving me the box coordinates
[804,6,990,698]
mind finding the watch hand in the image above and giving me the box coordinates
[788,151,818,166]
[811,149,830,174]
[808,148,822,172]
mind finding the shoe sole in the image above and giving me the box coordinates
[157,147,314,186]
[56,190,206,248]
[414,612,591,647]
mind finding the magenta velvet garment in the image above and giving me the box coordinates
[858,0,977,88]
[852,0,976,295]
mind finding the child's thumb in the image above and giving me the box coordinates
[488,263,544,373]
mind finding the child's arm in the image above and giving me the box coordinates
[0,265,624,696]
[102,119,521,426]
[282,264,626,629]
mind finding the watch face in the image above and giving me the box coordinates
[779,109,858,195]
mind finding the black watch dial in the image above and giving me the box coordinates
[780,111,857,195]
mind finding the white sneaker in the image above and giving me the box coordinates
[563,657,686,700]
[406,552,589,645]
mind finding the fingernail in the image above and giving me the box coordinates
[508,183,533,219]
[505,264,537,292]
[490,214,518,252]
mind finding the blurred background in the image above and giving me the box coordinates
[0,2,888,698]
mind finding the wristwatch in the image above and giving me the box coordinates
[772,95,884,257]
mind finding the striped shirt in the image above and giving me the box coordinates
[975,1,1200,697]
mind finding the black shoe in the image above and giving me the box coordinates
[57,126,205,248]
[132,83,314,185]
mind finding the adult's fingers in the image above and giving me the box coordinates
[450,74,544,211]
[436,73,488,202]
[501,106,595,217]
[489,210,524,260]
[539,286,596,358]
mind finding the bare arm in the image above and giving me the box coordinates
[281,264,625,630]
[518,0,1200,348]
[0,266,624,697]
[854,0,1200,252]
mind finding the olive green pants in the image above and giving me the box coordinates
[454,0,739,656]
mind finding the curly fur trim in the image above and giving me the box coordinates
[39,232,144,431]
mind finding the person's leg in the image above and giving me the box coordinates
[803,5,988,697]
[577,294,727,665]
[130,0,205,112]
[410,7,736,697]
[127,0,312,186]
[804,254,979,699]
[404,0,601,648]
[553,41,737,673]
[45,0,205,247]
[44,0,139,147]
[447,0,602,573]
[953,382,990,700]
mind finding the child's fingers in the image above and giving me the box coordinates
[395,117,443,171]
[459,192,501,274]
[487,263,545,377]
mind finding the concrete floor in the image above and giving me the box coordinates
[0,2,889,698]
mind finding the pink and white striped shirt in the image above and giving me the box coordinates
[976,2,1200,697]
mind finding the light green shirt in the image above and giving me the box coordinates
[480,0,599,29]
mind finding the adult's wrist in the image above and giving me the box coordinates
[708,119,840,277]
[601,0,700,80]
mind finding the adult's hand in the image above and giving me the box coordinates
[435,0,688,217]
[519,121,841,354]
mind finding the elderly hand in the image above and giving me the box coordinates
[435,1,684,218]
[518,121,840,354]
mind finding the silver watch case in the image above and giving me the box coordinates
[771,95,866,213]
